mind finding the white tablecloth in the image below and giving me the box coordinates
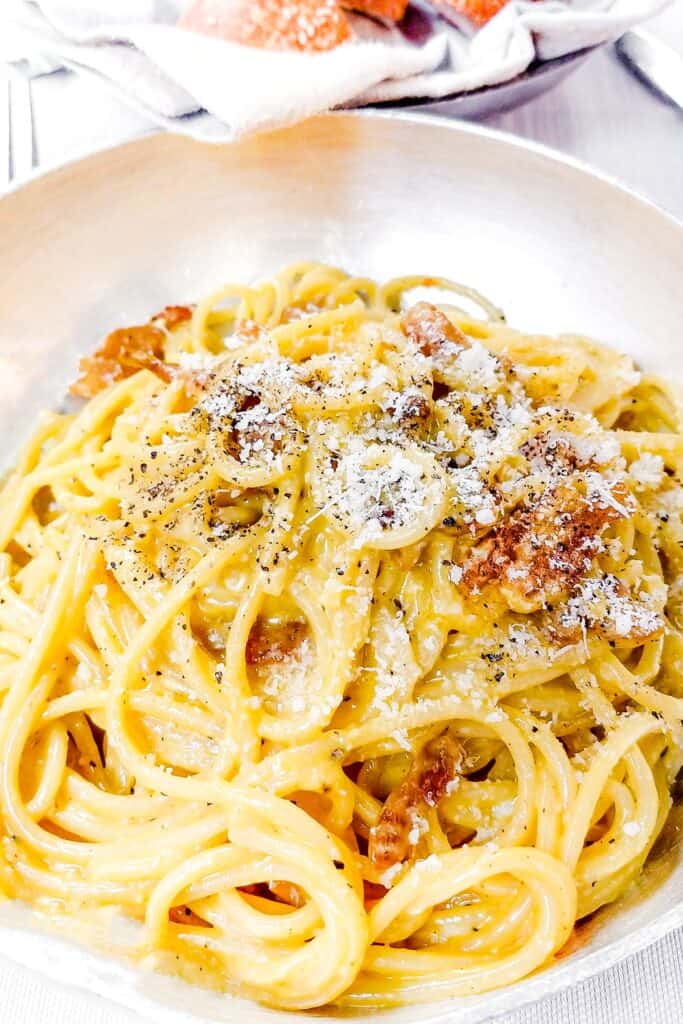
[2,4,683,1020]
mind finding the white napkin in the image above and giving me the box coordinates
[0,0,671,141]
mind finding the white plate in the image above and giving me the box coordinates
[0,112,682,1024]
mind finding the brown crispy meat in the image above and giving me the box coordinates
[168,905,210,927]
[155,305,193,329]
[369,733,465,870]
[245,619,309,666]
[71,325,173,398]
[71,305,194,399]
[402,302,469,359]
[267,880,307,907]
[386,390,431,427]
[520,431,592,473]
[463,480,632,609]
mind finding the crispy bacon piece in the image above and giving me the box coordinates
[436,0,508,26]
[212,388,293,466]
[342,0,408,21]
[71,304,197,399]
[268,880,307,907]
[238,881,306,909]
[363,879,387,906]
[521,432,591,473]
[245,619,308,666]
[179,0,352,52]
[402,302,469,358]
[463,480,633,610]
[169,905,210,927]
[238,883,261,896]
[386,390,431,427]
[155,305,193,329]
[369,733,465,870]
[71,324,173,398]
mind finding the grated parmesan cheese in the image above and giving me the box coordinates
[391,728,412,752]
[379,862,404,887]
[630,453,665,489]
[455,342,500,390]
[449,564,463,585]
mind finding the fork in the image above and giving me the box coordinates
[1,64,38,192]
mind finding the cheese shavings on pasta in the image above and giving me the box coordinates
[0,262,682,1011]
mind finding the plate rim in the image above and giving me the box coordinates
[3,109,682,238]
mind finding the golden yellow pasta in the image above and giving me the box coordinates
[0,262,681,1010]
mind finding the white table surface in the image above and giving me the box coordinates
[2,5,683,1022]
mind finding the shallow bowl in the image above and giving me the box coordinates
[0,111,682,1024]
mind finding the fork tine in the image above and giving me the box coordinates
[0,75,10,191]
[8,72,35,184]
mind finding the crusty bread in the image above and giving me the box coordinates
[341,0,409,22]
[434,0,508,25]
[179,0,352,51]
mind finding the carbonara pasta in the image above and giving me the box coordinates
[0,262,682,1010]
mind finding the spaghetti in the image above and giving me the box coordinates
[0,262,681,1009]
